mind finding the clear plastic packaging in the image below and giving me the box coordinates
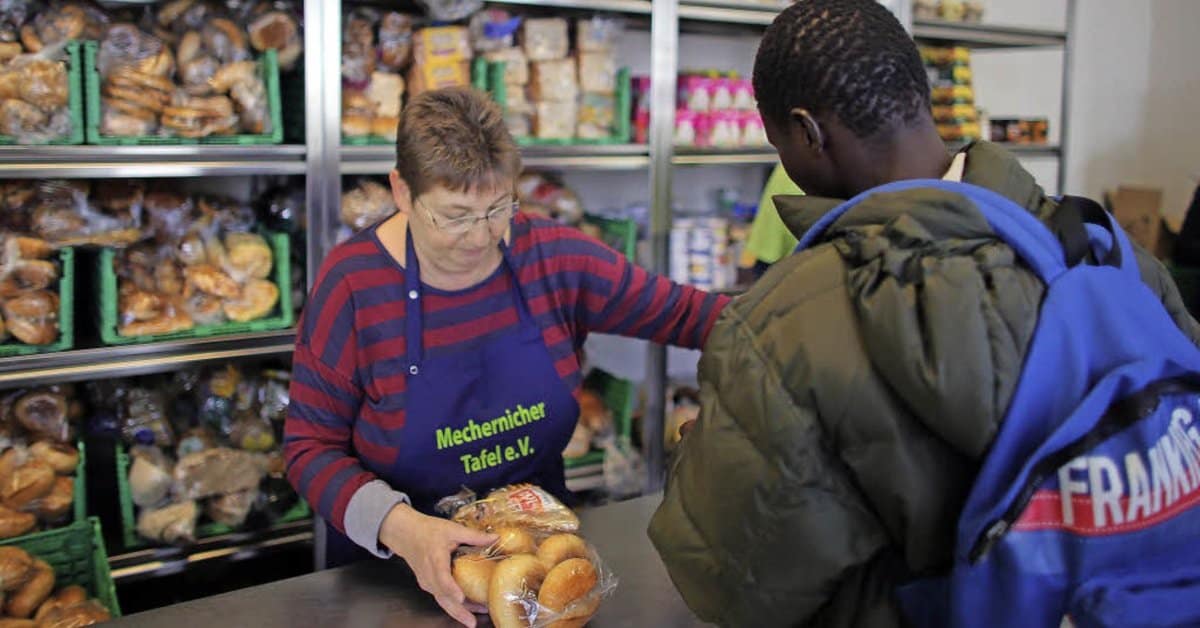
[484,47,528,86]
[530,59,576,103]
[207,487,257,527]
[367,71,404,119]
[247,9,302,71]
[377,12,414,72]
[534,100,576,141]
[577,52,615,95]
[406,59,470,96]
[415,0,482,24]
[341,8,377,88]
[576,16,624,54]
[441,484,617,628]
[128,444,173,507]
[521,18,568,62]
[173,447,265,500]
[340,179,396,232]
[97,23,164,79]
[136,499,198,545]
[470,9,521,54]
[413,26,471,66]
[577,93,614,140]
[13,389,70,443]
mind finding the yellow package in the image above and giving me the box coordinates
[407,60,470,97]
[413,26,472,66]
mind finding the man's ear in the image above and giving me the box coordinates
[389,169,413,215]
[789,108,824,152]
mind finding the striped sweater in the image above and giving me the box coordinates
[285,213,729,554]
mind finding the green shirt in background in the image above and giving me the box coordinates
[743,164,805,266]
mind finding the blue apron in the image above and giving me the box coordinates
[322,229,579,568]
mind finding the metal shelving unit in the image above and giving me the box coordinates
[341,144,651,175]
[0,145,308,178]
[109,520,312,583]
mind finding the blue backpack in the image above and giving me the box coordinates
[795,179,1200,628]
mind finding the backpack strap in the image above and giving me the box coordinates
[1051,195,1123,269]
[795,179,1140,286]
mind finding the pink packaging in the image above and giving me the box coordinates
[679,76,711,113]
[709,111,740,148]
[710,78,735,112]
[694,112,713,147]
[732,79,756,110]
[740,111,768,146]
[674,109,698,146]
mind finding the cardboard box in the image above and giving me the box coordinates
[1108,185,1165,255]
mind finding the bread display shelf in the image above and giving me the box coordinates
[0,247,75,357]
[0,330,294,391]
[0,41,84,146]
[0,517,122,619]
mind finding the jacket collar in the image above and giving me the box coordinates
[775,141,1049,240]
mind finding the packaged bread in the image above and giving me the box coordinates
[378,13,415,71]
[577,94,615,141]
[367,72,405,119]
[504,113,531,139]
[504,86,533,116]
[521,18,568,62]
[530,59,577,103]
[413,26,471,66]
[577,16,623,53]
[535,101,576,141]
[406,60,470,97]
[442,485,617,628]
[484,48,529,86]
[578,53,616,95]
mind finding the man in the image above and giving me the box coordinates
[648,1,1200,627]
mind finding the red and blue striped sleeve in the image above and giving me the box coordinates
[517,218,730,349]
[284,252,378,537]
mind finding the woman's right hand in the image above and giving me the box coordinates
[380,503,497,627]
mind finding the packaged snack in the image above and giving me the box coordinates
[534,100,576,140]
[413,26,471,66]
[710,77,734,111]
[136,499,198,544]
[378,12,415,72]
[439,485,617,628]
[577,93,614,140]
[576,16,623,53]
[732,78,755,110]
[709,111,739,148]
[367,71,405,119]
[679,75,710,113]
[577,52,615,95]
[740,111,768,146]
[530,59,577,103]
[470,9,521,54]
[173,447,265,499]
[484,47,528,86]
[521,18,568,62]
[128,445,173,507]
[248,10,303,71]
[341,9,377,88]
[406,59,470,97]
[673,109,697,147]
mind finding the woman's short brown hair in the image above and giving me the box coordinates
[394,87,522,198]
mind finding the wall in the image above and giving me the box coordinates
[1142,0,1200,220]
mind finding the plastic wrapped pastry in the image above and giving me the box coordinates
[578,53,615,95]
[577,16,623,53]
[340,179,396,231]
[128,445,173,507]
[207,487,257,528]
[534,101,576,140]
[521,18,568,62]
[247,10,302,71]
[136,499,198,545]
[442,484,580,534]
[377,12,413,72]
[530,59,577,103]
[341,8,376,87]
[173,447,264,499]
[366,72,404,119]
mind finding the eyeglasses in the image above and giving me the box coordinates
[415,196,518,236]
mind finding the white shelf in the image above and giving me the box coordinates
[341,144,651,175]
[0,145,307,178]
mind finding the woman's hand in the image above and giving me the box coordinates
[380,503,497,627]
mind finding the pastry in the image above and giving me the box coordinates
[53,585,87,608]
[17,59,68,111]
[119,310,194,337]
[33,476,72,522]
[224,232,272,280]
[136,500,198,545]
[176,31,203,65]
[206,488,257,528]
[28,442,77,475]
[0,505,34,540]
[491,526,536,556]
[222,278,279,322]
[108,69,176,95]
[370,116,398,141]
[101,110,157,137]
[180,56,220,95]
[157,0,197,27]
[0,546,33,592]
[18,26,41,54]
[14,390,67,442]
[367,72,405,119]
[4,559,51,618]
[452,554,495,605]
[208,61,257,94]
[171,94,235,118]
[0,44,21,64]
[204,19,249,63]
[0,72,19,101]
[230,79,269,134]
[537,558,598,626]
[0,449,24,490]
[378,13,413,71]
[35,599,111,627]
[12,260,58,291]
[102,84,169,114]
[136,47,175,78]
[2,460,55,509]
[489,554,545,628]
[536,534,589,570]
[248,11,298,54]
[184,264,240,299]
[4,292,58,346]
[1,100,46,136]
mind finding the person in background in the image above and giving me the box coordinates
[741,163,804,278]
[286,88,728,627]
[649,1,1200,626]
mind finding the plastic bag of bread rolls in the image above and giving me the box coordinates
[443,485,617,628]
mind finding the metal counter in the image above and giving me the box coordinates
[109,494,708,627]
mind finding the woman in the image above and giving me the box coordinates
[285,87,729,626]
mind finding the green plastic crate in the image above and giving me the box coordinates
[115,442,310,550]
[85,41,283,145]
[481,59,632,146]
[0,41,83,145]
[0,518,121,618]
[98,232,293,345]
[564,369,635,469]
[0,246,75,356]
[584,214,637,262]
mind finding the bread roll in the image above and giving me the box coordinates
[492,526,536,556]
[33,476,73,522]
[341,114,372,138]
[6,559,53,618]
[0,506,35,541]
[452,554,495,605]
[2,460,54,509]
[488,554,545,628]
[0,618,34,627]
[536,534,589,570]
[538,558,598,627]
[29,442,77,475]
[0,547,33,592]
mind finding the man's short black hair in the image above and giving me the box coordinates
[753,0,930,140]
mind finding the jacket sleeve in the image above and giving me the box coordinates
[1132,243,1200,345]
[648,305,890,627]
